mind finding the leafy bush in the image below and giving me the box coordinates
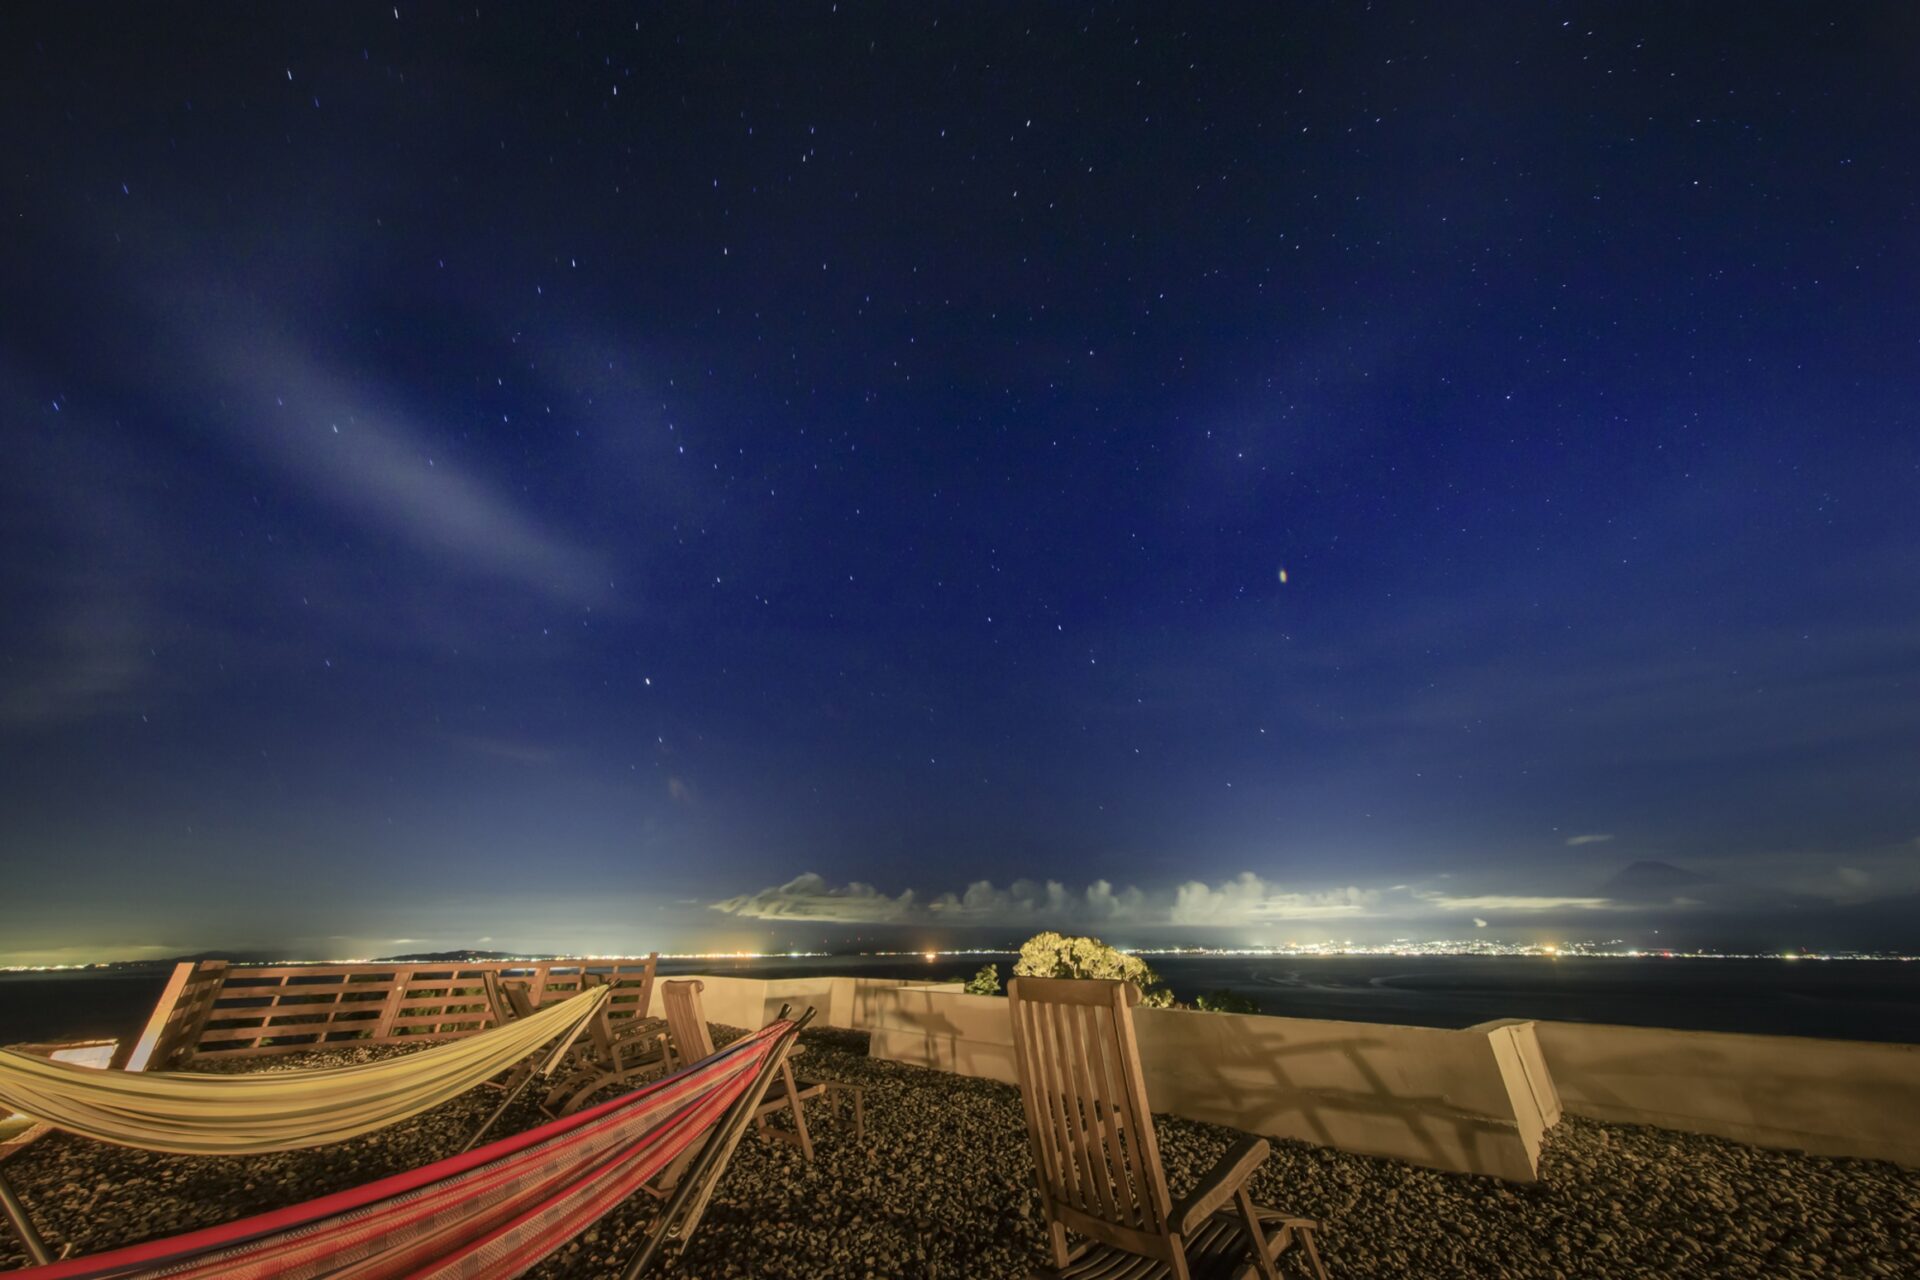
[1012,932,1175,1007]
[1193,989,1261,1015]
[963,963,1001,996]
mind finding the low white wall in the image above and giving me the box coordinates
[862,986,1554,1181]
[1534,1021,1920,1168]
[666,975,962,1033]
[659,978,1920,1177]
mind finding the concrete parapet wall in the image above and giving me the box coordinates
[1534,1020,1920,1168]
[668,975,963,1034]
[862,986,1554,1181]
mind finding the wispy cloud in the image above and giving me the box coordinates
[1566,833,1615,847]
[1170,874,1379,924]
[712,861,1870,931]
[1419,893,1617,912]
[710,874,917,924]
[718,871,1458,929]
[445,735,559,766]
[190,327,609,603]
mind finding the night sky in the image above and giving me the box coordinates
[3,5,1917,964]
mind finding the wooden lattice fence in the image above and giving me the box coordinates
[125,956,659,1067]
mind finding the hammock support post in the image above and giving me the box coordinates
[622,1004,814,1280]
[0,1165,53,1266]
[459,1001,603,1155]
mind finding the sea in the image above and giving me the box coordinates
[5,954,1917,1049]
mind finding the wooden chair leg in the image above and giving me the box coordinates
[1298,1225,1327,1280]
[780,1062,815,1161]
[1046,1219,1072,1271]
[0,1168,52,1266]
[643,1138,704,1201]
[1235,1188,1282,1280]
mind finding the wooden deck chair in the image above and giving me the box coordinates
[538,974,673,1117]
[1006,978,1326,1280]
[658,979,861,1161]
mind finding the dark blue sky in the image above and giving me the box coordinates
[3,5,1916,962]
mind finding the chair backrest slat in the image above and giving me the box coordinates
[1079,1002,1137,1226]
[1008,977,1175,1256]
[661,979,717,1063]
[501,980,538,1021]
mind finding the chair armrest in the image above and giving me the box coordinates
[1172,1135,1270,1236]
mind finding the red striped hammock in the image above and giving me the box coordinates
[13,1021,793,1280]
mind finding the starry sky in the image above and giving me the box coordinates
[3,5,1917,964]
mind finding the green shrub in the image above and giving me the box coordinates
[1193,989,1261,1015]
[1012,932,1175,1007]
[963,963,1002,996]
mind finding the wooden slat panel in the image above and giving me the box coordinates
[209,981,400,1001]
[193,1038,373,1057]
[219,966,405,981]
[227,996,386,1014]
[385,1013,491,1036]
[165,954,655,1058]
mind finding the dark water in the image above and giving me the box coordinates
[5,955,1917,1048]
[1145,955,1920,1043]
[0,970,176,1047]
[664,953,1920,1044]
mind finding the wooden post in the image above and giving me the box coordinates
[158,961,229,1067]
[112,962,195,1071]
[372,967,413,1040]
[631,953,660,1020]
[121,960,228,1071]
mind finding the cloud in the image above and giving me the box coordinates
[712,870,1381,928]
[1421,893,1617,911]
[1566,833,1614,846]
[1170,874,1379,924]
[713,857,1920,932]
[666,777,694,804]
[708,873,917,924]
[445,735,559,766]
[193,333,608,603]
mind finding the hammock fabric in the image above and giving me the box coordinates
[11,1020,792,1280]
[0,988,610,1155]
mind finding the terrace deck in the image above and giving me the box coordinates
[2,1026,1912,1278]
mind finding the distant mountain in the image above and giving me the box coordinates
[375,949,532,963]
[1603,860,1713,900]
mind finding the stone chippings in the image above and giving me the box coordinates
[0,1028,1914,1277]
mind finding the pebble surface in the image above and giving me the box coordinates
[2,1028,1916,1278]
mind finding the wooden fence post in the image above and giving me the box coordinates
[112,962,195,1071]
[147,961,228,1069]
[373,966,414,1039]
[528,962,552,1008]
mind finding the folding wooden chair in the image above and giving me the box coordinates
[1006,977,1325,1280]
[656,979,863,1161]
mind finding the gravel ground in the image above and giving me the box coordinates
[3,1028,1917,1278]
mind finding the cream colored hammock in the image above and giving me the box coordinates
[0,986,609,1155]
